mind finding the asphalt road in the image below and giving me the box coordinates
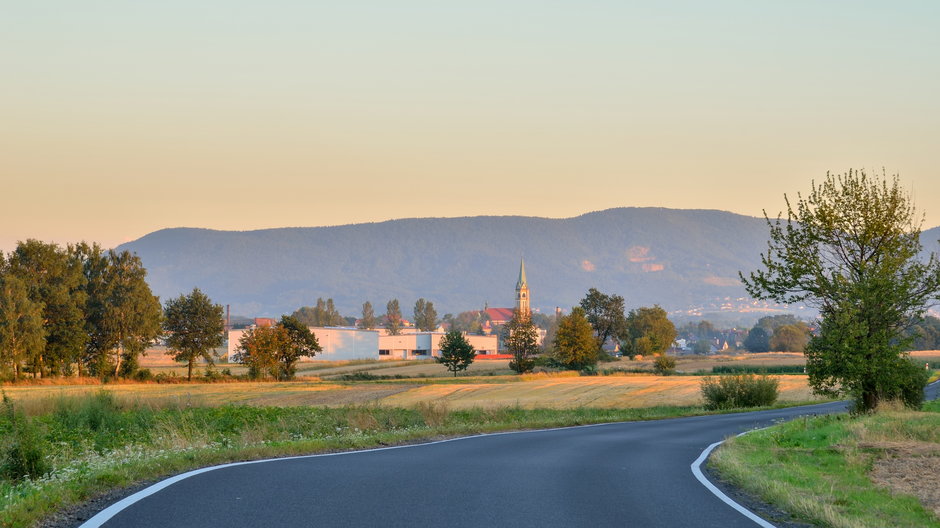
[86,381,939,528]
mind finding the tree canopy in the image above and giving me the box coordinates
[623,305,677,357]
[413,298,438,332]
[291,298,344,327]
[553,307,598,370]
[384,299,403,335]
[741,170,940,411]
[436,330,476,376]
[503,308,538,374]
[358,301,376,330]
[579,288,627,351]
[163,288,225,381]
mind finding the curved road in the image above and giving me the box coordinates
[84,381,939,528]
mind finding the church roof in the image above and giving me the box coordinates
[484,308,515,323]
[516,258,527,289]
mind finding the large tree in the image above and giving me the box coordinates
[553,307,598,370]
[622,305,677,358]
[276,315,321,379]
[358,301,377,330]
[234,325,285,380]
[384,299,403,335]
[741,170,940,411]
[0,274,45,380]
[413,298,438,332]
[5,240,87,376]
[96,250,163,377]
[579,288,627,351]
[503,308,538,374]
[291,298,343,327]
[163,288,225,381]
[436,330,476,377]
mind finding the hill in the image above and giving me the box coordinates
[116,208,940,319]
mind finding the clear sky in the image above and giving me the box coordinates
[3,1,939,252]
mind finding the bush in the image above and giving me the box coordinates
[700,374,779,410]
[653,355,677,376]
[579,365,598,376]
[1,396,49,481]
[863,359,930,411]
[133,368,154,382]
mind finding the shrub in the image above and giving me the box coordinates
[580,365,598,376]
[860,359,930,411]
[700,374,779,410]
[653,354,677,376]
[1,395,49,481]
[133,368,154,382]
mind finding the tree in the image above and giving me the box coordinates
[579,288,627,351]
[743,327,770,353]
[436,330,476,377]
[741,170,940,411]
[291,298,343,327]
[5,240,87,377]
[413,298,438,332]
[87,250,162,378]
[276,315,321,379]
[693,339,712,355]
[446,311,487,334]
[769,323,810,352]
[553,307,598,370]
[163,288,225,381]
[385,299,403,335]
[0,274,45,380]
[503,308,538,373]
[234,325,285,380]
[622,305,677,358]
[358,301,376,330]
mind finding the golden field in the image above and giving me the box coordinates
[0,374,822,415]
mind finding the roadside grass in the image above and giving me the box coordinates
[0,390,824,528]
[710,398,940,528]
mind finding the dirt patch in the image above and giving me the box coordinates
[868,443,940,517]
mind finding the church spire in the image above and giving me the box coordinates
[516,258,527,289]
[515,258,530,317]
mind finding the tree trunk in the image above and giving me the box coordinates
[187,358,193,381]
[114,344,123,378]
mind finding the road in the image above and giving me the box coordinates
[84,381,938,528]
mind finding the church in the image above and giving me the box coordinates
[482,258,532,328]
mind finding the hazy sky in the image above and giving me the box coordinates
[3,1,940,252]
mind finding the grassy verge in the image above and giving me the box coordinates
[0,391,821,528]
[710,399,940,527]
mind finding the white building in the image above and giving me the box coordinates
[227,327,379,361]
[378,332,499,360]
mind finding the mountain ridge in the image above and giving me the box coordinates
[116,208,940,319]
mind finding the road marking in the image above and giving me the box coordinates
[75,395,883,528]
[690,379,940,528]
[691,434,776,528]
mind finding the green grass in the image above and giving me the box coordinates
[0,391,820,527]
[710,399,940,527]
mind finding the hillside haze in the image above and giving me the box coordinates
[116,208,940,319]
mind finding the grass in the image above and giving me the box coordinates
[0,390,820,528]
[710,398,940,527]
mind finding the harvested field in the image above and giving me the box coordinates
[379,374,819,409]
[0,381,414,414]
[0,374,820,413]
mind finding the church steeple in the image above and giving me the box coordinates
[515,258,530,317]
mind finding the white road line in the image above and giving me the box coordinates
[691,434,776,528]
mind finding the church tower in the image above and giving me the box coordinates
[515,258,530,318]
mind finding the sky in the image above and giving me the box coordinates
[3,1,940,252]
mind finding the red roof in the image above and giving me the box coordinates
[485,308,514,323]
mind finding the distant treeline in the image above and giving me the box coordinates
[712,365,805,374]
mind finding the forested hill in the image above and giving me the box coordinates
[116,208,940,318]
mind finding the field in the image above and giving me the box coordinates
[0,372,823,415]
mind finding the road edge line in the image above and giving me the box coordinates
[691,432,776,528]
